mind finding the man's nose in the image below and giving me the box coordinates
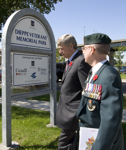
[59,50,62,53]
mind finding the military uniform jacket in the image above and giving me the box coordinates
[56,52,91,131]
[76,61,124,150]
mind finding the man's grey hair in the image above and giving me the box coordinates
[57,34,77,50]
[92,43,111,55]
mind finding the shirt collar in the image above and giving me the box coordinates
[68,51,78,62]
[92,60,107,76]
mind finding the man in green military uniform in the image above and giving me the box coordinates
[75,33,124,150]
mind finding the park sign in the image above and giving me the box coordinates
[11,16,51,50]
[12,53,49,86]
[1,8,57,149]
[11,15,51,86]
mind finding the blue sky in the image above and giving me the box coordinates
[0,0,126,62]
[45,0,126,42]
[44,0,126,62]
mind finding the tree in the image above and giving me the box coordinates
[123,61,126,66]
[113,46,125,72]
[56,48,65,63]
[0,0,62,40]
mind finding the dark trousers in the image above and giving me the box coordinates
[58,129,76,150]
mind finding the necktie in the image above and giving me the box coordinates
[65,60,70,71]
[87,69,92,82]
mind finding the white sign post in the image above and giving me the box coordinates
[1,8,56,149]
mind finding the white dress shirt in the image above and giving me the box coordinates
[89,60,107,82]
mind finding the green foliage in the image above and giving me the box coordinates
[114,51,124,71]
[56,48,65,63]
[0,0,62,41]
[113,47,125,71]
[124,61,126,66]
[118,46,126,52]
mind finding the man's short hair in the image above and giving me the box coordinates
[92,44,111,55]
[57,34,77,50]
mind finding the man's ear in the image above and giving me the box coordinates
[90,45,95,54]
[69,43,73,49]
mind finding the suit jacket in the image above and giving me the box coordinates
[56,52,91,131]
[76,61,124,150]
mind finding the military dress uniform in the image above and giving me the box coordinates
[75,61,124,150]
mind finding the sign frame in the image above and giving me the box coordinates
[1,8,56,149]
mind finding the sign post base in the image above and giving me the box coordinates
[46,124,57,128]
[0,141,19,150]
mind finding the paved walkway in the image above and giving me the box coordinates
[0,98,50,111]
[0,79,126,122]
[0,98,126,122]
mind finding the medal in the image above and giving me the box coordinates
[84,83,102,100]
[94,84,98,99]
[89,83,93,98]
[98,85,102,100]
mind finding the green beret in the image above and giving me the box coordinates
[84,33,111,45]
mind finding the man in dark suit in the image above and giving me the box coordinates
[75,33,124,150]
[56,34,91,150]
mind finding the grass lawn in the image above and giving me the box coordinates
[123,96,126,109]
[0,105,125,150]
[0,105,61,150]
[120,73,126,79]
